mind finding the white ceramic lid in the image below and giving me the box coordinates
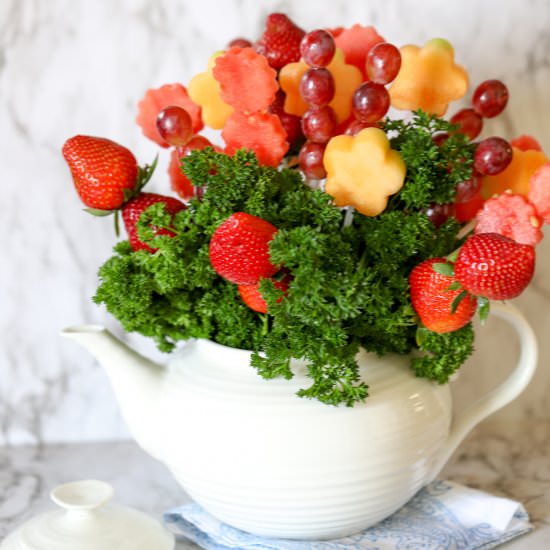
[0,480,175,550]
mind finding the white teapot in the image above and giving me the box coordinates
[63,303,537,540]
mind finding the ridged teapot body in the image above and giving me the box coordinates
[156,340,452,539]
[63,304,537,540]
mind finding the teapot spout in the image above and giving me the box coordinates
[62,325,164,458]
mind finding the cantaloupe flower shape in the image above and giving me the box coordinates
[324,127,406,216]
[389,38,468,116]
[279,49,362,123]
[188,53,234,129]
[481,146,548,198]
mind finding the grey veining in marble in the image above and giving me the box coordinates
[1,0,550,445]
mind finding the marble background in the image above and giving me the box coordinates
[1,0,549,445]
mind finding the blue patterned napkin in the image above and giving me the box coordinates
[164,480,532,549]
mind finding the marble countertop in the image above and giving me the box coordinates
[1,420,549,549]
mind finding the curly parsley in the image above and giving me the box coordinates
[94,112,475,406]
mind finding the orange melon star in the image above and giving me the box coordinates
[324,127,406,216]
[481,146,549,198]
[389,38,468,116]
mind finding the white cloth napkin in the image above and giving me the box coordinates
[164,480,532,549]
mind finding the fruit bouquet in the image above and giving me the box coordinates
[62,14,549,407]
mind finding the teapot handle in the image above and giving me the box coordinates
[431,301,537,478]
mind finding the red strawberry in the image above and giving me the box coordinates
[238,274,291,313]
[254,13,305,70]
[409,258,477,334]
[209,212,279,285]
[454,233,535,300]
[121,192,186,252]
[62,135,138,210]
[268,89,304,147]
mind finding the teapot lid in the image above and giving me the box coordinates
[0,480,174,550]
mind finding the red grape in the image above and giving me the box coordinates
[268,90,304,146]
[176,135,213,158]
[345,119,376,136]
[352,82,390,123]
[300,29,335,68]
[474,137,513,175]
[366,42,401,84]
[455,192,484,223]
[299,141,327,179]
[300,68,335,107]
[301,106,337,143]
[450,108,483,141]
[455,174,482,203]
[432,132,450,147]
[424,203,455,227]
[228,38,252,48]
[156,106,193,147]
[472,80,509,118]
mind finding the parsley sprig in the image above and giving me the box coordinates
[94,112,475,406]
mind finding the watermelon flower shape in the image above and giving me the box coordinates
[333,24,384,77]
[389,38,468,116]
[188,53,234,129]
[324,127,406,216]
[475,192,543,246]
[213,46,279,113]
[136,83,203,147]
[279,49,362,123]
[528,162,550,224]
[222,111,289,168]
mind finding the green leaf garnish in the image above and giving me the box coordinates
[445,280,462,291]
[433,262,455,277]
[451,290,470,313]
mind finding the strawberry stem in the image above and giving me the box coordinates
[114,210,120,237]
[477,296,491,324]
[457,219,477,240]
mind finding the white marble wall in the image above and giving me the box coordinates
[1,0,549,445]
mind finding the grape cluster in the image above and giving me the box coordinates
[297,29,338,178]
[449,79,509,142]
[297,31,403,179]
[462,81,512,182]
[348,42,401,132]
[426,79,512,227]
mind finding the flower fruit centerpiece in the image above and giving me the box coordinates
[60,13,545,539]
[62,14,548,407]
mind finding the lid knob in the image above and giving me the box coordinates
[50,480,114,511]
